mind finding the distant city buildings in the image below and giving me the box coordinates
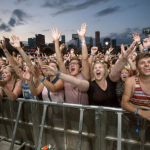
[28,38,36,49]
[112,39,117,54]
[103,38,110,53]
[95,31,101,51]
[36,34,45,50]
[61,35,65,44]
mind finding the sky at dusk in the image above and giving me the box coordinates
[0,0,150,46]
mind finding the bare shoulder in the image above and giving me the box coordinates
[125,76,135,84]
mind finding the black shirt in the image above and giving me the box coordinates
[87,75,119,107]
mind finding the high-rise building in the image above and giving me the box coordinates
[90,37,93,48]
[28,38,36,49]
[95,31,100,50]
[35,34,45,50]
[103,38,110,53]
[61,35,65,44]
[112,39,117,54]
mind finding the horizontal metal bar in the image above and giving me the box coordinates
[3,97,126,112]
[0,137,5,142]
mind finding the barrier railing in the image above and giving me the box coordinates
[0,98,150,150]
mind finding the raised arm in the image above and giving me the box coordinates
[77,23,90,79]
[109,41,136,82]
[0,37,19,74]
[105,47,113,62]
[41,65,89,92]
[50,29,66,73]
[35,47,43,67]
[132,33,143,53]
[143,35,150,52]
[9,35,35,75]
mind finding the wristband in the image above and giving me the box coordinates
[4,50,8,54]
[57,70,61,77]
[106,53,110,56]
[134,108,139,115]
[40,76,45,82]
[81,40,86,46]
[90,53,95,56]
[143,49,148,52]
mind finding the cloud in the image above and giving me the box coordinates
[0,23,11,32]
[14,0,28,4]
[101,27,145,45]
[42,0,110,16]
[0,19,2,22]
[95,6,120,17]
[42,29,50,32]
[0,9,11,14]
[8,9,32,27]
[127,4,138,9]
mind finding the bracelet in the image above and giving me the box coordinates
[143,49,148,52]
[40,76,45,82]
[4,50,8,54]
[81,40,86,46]
[90,53,95,56]
[106,53,110,56]
[57,70,61,77]
[134,108,139,115]
[138,42,141,45]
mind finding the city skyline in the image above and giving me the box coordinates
[0,0,150,46]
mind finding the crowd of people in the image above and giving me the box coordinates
[0,23,150,122]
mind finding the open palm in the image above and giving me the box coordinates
[50,28,61,41]
[77,23,87,37]
[10,35,21,48]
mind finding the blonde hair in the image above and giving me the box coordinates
[92,61,108,79]
[2,66,19,81]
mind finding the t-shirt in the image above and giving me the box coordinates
[64,72,89,105]
[87,75,119,107]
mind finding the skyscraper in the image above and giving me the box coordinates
[103,38,110,53]
[35,34,45,50]
[61,35,65,44]
[90,37,93,48]
[95,31,100,50]
[28,38,36,49]
[112,39,117,54]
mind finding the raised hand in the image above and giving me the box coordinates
[60,43,65,53]
[91,47,98,55]
[108,47,113,53]
[0,36,6,50]
[10,35,21,49]
[77,23,87,38]
[132,33,140,43]
[50,28,61,41]
[143,35,150,49]
[18,68,31,81]
[122,41,136,59]
[41,65,58,76]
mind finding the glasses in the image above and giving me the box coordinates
[69,62,79,66]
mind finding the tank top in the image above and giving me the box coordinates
[22,78,39,100]
[42,76,64,103]
[129,76,150,109]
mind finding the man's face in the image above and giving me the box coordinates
[69,60,81,77]
[137,57,150,76]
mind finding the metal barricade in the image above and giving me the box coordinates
[0,98,150,150]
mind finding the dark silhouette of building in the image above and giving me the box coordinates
[28,38,36,49]
[112,39,117,54]
[61,35,65,44]
[35,34,45,51]
[95,31,100,51]
[90,37,93,48]
[103,38,110,53]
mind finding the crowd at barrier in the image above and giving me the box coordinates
[0,23,150,124]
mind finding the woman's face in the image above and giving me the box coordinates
[93,63,105,81]
[120,69,129,82]
[2,69,12,82]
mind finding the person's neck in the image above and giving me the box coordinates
[7,79,15,84]
[139,75,150,84]
[96,78,106,85]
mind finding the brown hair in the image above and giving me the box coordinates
[136,52,150,67]
[92,62,108,79]
[70,57,82,68]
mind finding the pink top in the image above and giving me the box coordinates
[64,72,89,105]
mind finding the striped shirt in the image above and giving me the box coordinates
[129,76,150,109]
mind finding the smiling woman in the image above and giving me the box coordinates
[0,66,22,101]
